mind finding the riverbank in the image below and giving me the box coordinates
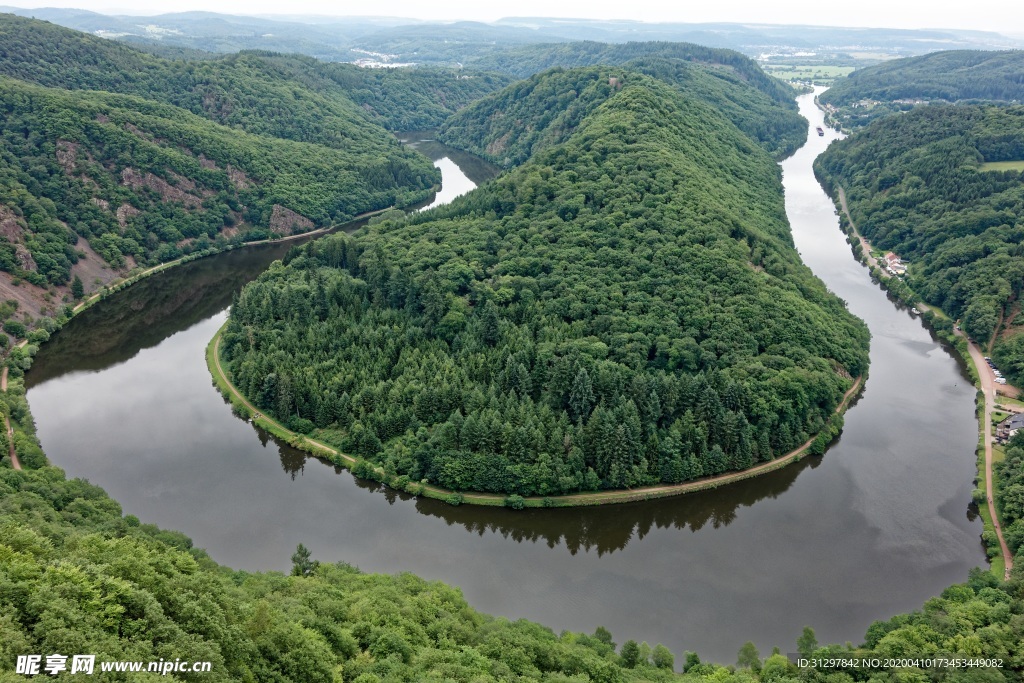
[68,205,397,319]
[0,207,398,475]
[208,322,863,508]
[824,179,1015,579]
[0,364,16,470]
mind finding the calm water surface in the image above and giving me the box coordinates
[398,131,499,210]
[27,110,984,662]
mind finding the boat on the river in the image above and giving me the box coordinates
[816,126,825,136]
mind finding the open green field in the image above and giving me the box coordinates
[980,160,1024,172]
[762,64,856,84]
[996,396,1024,411]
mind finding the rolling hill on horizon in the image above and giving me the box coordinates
[3,5,1020,63]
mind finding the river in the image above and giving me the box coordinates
[26,101,985,663]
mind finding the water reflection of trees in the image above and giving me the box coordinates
[26,223,373,387]
[26,243,295,386]
[396,131,501,187]
[267,424,821,555]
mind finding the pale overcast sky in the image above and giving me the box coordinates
[4,0,1023,35]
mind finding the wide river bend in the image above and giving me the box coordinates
[26,100,984,662]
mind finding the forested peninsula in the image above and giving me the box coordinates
[220,68,868,499]
[816,104,1024,386]
[3,14,1024,681]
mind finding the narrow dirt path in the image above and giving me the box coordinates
[212,328,862,507]
[4,413,19,471]
[836,186,884,273]
[989,307,1005,356]
[1,363,20,470]
[959,328,1013,579]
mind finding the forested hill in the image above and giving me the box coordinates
[0,13,517,328]
[466,41,794,102]
[815,104,1024,385]
[451,42,805,160]
[820,50,1024,129]
[0,77,436,288]
[824,50,1024,105]
[255,54,513,131]
[439,62,805,166]
[0,14,510,136]
[222,70,869,498]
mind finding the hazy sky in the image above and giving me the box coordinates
[4,0,1023,35]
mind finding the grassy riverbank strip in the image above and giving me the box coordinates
[69,206,396,319]
[208,322,863,509]
[0,207,397,474]
[2,205,399,379]
[819,174,1011,577]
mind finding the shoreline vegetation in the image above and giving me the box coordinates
[816,171,1014,578]
[1,200,415,395]
[208,321,863,508]
[0,203,405,468]
[68,205,403,318]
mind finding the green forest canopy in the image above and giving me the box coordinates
[2,382,1022,681]
[0,14,517,302]
[0,14,512,136]
[0,77,438,285]
[821,50,1024,129]
[447,42,807,160]
[815,104,1024,385]
[823,50,1024,105]
[222,70,868,497]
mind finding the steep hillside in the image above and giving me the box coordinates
[439,60,805,165]
[222,71,868,497]
[821,50,1024,129]
[0,77,437,321]
[0,14,527,328]
[816,104,1024,385]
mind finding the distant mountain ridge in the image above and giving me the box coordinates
[823,50,1024,105]
[2,6,1020,64]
